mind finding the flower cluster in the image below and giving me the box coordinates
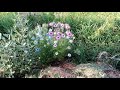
[30,22,75,61]
[48,22,75,47]
[47,22,75,57]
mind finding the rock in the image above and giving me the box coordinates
[39,67,76,78]
[38,62,120,78]
[73,63,120,78]
[73,63,107,78]
[104,70,120,78]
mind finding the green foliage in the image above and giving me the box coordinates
[1,12,120,77]
[27,12,55,30]
[0,12,17,34]
[0,16,76,77]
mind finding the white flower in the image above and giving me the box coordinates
[73,37,75,39]
[61,34,65,38]
[34,40,38,45]
[53,44,57,47]
[0,33,1,40]
[10,56,14,58]
[44,45,46,47]
[55,52,58,55]
[37,25,41,31]
[49,29,53,32]
[54,41,58,44]
[24,50,28,53]
[7,65,11,68]
[67,46,71,50]
[36,32,40,36]
[54,32,57,35]
[68,53,71,57]
[23,43,26,46]
[66,36,70,39]
[69,40,73,43]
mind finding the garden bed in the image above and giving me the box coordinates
[1,12,120,78]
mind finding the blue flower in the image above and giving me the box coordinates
[31,36,36,40]
[48,36,52,39]
[35,48,41,53]
[46,33,49,37]
[34,40,38,45]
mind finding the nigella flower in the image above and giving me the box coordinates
[60,23,64,28]
[44,45,46,47]
[73,37,75,40]
[68,53,71,57]
[54,32,57,35]
[56,35,61,40]
[55,52,58,55]
[24,50,28,53]
[57,32,62,36]
[61,34,65,38]
[36,32,40,36]
[46,33,49,37]
[31,36,36,40]
[48,31,54,36]
[65,24,71,30]
[69,40,73,43]
[54,41,58,44]
[53,43,57,47]
[66,36,70,39]
[35,48,41,53]
[34,40,38,45]
[53,23,58,28]
[48,22,55,27]
[37,25,41,32]
[66,31,73,37]
[48,36,52,39]
[67,46,71,50]
[49,28,53,32]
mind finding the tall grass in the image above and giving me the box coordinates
[0,12,17,34]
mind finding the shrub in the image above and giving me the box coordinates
[0,14,77,77]
[29,22,76,65]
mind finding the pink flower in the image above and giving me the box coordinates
[48,22,55,27]
[56,35,61,40]
[60,23,64,28]
[65,24,71,30]
[61,34,65,38]
[57,32,62,36]
[53,23,58,28]
[66,31,73,37]
[53,44,57,47]
[48,31,54,36]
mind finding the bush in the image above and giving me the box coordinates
[0,15,77,77]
